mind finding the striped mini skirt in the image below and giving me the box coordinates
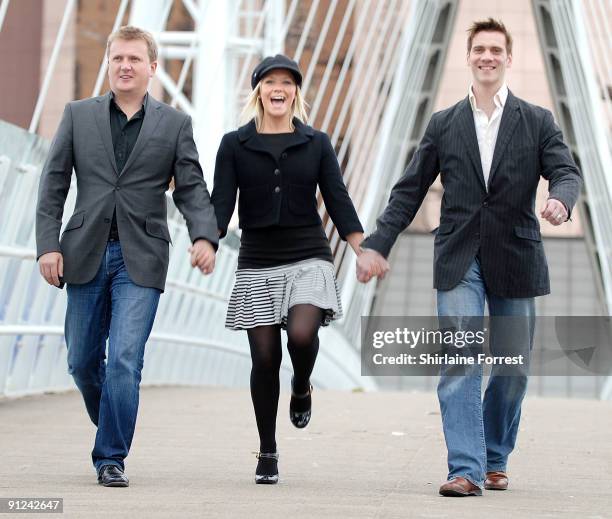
[225,258,343,330]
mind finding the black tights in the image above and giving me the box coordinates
[247,304,323,453]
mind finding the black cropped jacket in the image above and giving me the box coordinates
[211,119,363,239]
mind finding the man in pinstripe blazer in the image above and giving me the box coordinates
[357,19,581,496]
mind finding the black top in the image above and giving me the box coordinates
[108,95,145,240]
[237,132,333,269]
[238,225,333,268]
[258,131,294,160]
[211,118,363,240]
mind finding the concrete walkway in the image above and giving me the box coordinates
[1,387,611,518]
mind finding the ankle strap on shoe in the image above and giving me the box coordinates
[291,383,313,399]
[254,451,279,460]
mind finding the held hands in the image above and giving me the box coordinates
[189,239,216,275]
[356,249,390,283]
[38,252,64,287]
[541,198,568,226]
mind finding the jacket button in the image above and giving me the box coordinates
[274,169,280,175]
[115,186,121,191]
[482,201,488,207]
[281,153,287,159]
[104,218,111,223]
[274,186,281,193]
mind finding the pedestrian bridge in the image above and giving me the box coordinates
[1,0,611,515]
[1,0,611,399]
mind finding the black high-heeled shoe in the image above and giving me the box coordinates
[254,451,279,484]
[290,377,313,429]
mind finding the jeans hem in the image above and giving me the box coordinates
[448,474,484,489]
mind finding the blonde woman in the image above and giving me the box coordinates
[211,55,367,484]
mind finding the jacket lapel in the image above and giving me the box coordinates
[119,94,162,176]
[456,98,486,191]
[487,91,520,189]
[94,92,119,175]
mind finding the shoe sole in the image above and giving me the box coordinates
[98,481,129,488]
[255,475,278,484]
[439,488,482,497]
[484,485,508,491]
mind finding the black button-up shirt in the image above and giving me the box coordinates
[107,94,146,240]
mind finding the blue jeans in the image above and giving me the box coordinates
[436,257,535,488]
[65,241,160,473]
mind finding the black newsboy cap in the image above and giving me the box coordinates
[251,54,303,89]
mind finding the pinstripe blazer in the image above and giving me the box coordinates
[362,91,582,298]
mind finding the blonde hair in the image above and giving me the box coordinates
[106,25,158,62]
[239,81,309,131]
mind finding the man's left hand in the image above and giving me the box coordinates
[189,239,216,275]
[541,198,568,226]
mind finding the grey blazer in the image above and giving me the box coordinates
[36,92,218,291]
[362,91,582,298]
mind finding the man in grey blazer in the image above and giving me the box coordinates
[36,26,218,487]
[357,19,581,496]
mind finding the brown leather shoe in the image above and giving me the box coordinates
[485,471,508,490]
[439,477,482,497]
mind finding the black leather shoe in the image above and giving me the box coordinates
[97,465,129,487]
[255,452,279,484]
[290,377,313,429]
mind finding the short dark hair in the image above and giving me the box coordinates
[467,18,513,55]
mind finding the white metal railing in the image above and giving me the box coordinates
[533,0,612,313]
[0,117,368,396]
[533,0,612,399]
[336,0,458,348]
[29,0,76,134]
[0,0,11,33]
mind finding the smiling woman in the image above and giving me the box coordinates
[210,54,365,486]
[260,71,296,120]
[239,54,309,132]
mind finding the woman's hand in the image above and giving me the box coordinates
[346,232,365,256]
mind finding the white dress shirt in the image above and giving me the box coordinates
[468,84,508,189]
